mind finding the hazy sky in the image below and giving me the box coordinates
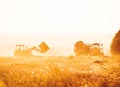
[0,0,120,34]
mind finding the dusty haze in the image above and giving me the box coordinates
[0,33,114,56]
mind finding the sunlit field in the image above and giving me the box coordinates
[0,0,120,86]
[0,56,120,87]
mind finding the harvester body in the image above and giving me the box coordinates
[14,42,49,56]
[74,41,103,56]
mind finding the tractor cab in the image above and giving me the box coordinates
[90,43,103,56]
[14,44,27,56]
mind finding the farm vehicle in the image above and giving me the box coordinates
[14,42,49,56]
[74,41,104,56]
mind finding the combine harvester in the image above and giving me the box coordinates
[74,41,104,56]
[14,42,49,57]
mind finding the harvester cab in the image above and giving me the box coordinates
[14,42,49,57]
[14,44,27,56]
[90,43,104,56]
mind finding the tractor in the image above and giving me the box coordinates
[14,42,49,56]
[74,41,104,56]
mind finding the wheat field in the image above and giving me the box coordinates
[0,56,120,87]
